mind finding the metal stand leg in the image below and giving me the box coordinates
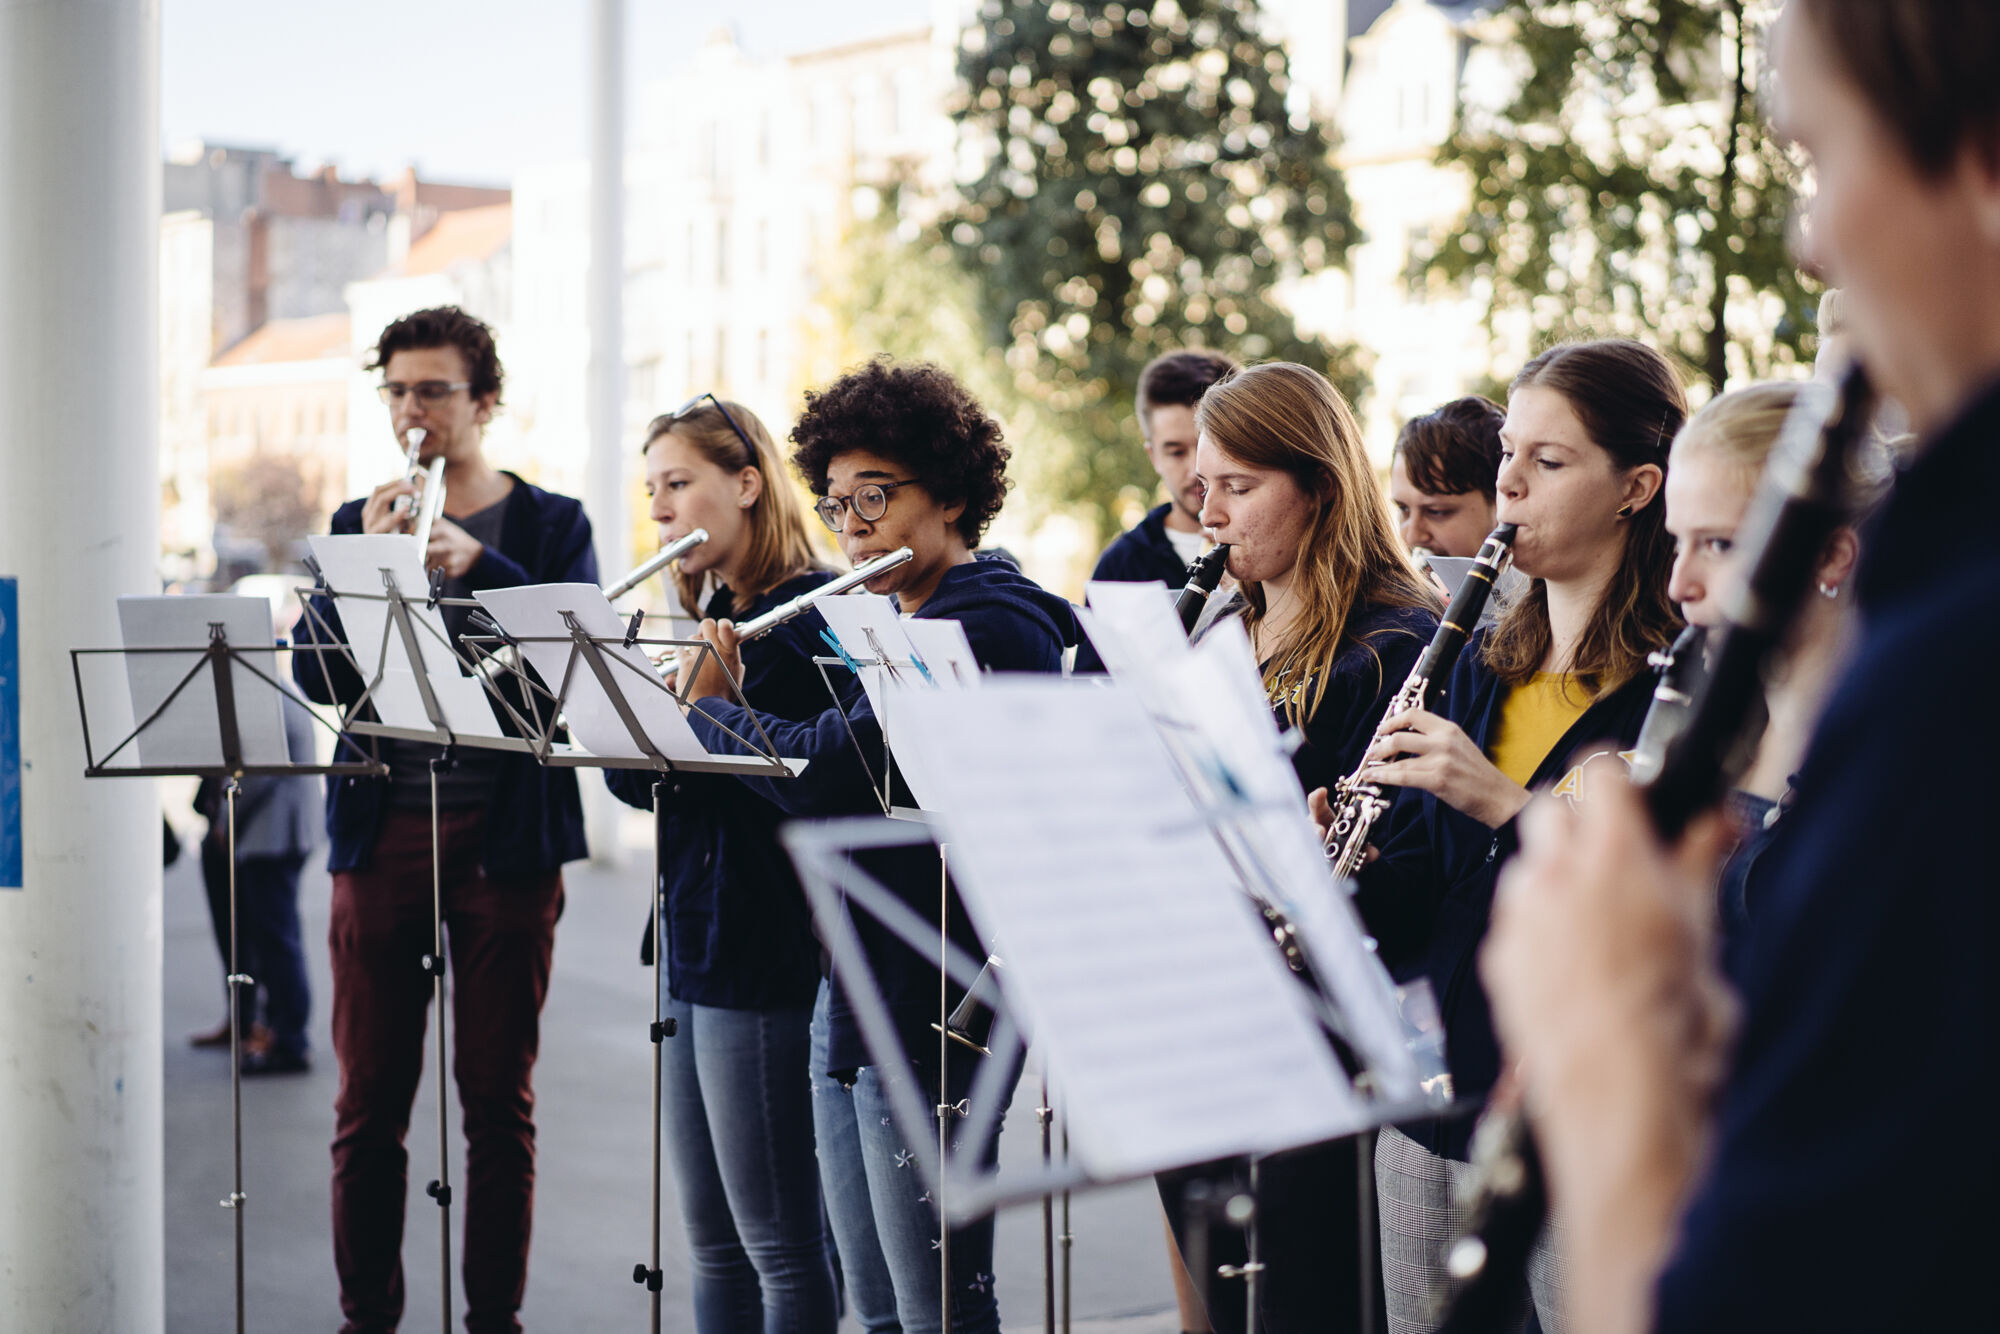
[221,780,248,1334]
[1059,1126,1072,1334]
[1214,1159,1263,1334]
[632,780,673,1327]
[937,843,953,1334]
[1039,1080,1055,1334]
[421,762,454,1334]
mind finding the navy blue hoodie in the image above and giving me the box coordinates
[292,475,596,875]
[605,570,837,1012]
[1358,630,1664,1159]
[686,556,1078,1076]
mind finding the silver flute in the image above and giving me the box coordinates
[604,529,710,601]
[733,547,914,641]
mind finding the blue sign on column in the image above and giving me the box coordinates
[1,577,19,889]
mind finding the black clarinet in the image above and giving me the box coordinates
[1325,523,1518,878]
[1436,366,1877,1332]
[1175,544,1232,634]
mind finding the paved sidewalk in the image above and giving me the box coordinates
[163,812,1180,1332]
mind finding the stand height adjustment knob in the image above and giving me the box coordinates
[426,1179,452,1206]
[650,1018,677,1042]
[421,953,445,977]
[632,1263,663,1291]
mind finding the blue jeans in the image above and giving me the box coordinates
[851,1056,1007,1334]
[809,981,902,1334]
[200,842,311,1057]
[662,995,838,1334]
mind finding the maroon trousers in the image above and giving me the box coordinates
[328,809,563,1334]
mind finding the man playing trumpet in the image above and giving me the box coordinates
[293,305,596,1334]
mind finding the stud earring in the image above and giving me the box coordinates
[1819,582,1839,600]
[1616,503,1634,519]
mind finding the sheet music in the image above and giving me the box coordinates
[472,583,710,762]
[815,594,951,810]
[304,533,507,738]
[1418,555,1527,625]
[1082,601,1423,1100]
[894,680,1368,1180]
[116,596,290,767]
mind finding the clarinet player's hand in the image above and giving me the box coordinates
[1362,707,1531,828]
[1306,787,1380,864]
[680,618,743,704]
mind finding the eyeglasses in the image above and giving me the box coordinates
[814,479,922,532]
[378,380,471,405]
[649,392,758,465]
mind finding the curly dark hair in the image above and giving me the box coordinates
[789,359,1011,545]
[365,306,505,405]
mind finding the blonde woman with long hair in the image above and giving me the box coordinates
[604,395,852,1334]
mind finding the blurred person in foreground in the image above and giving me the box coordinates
[294,305,596,1334]
[1481,3,2000,1331]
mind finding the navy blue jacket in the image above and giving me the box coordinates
[687,556,1078,1076]
[1653,382,2000,1333]
[1075,503,1197,672]
[605,571,836,1012]
[1092,502,1193,586]
[292,474,596,874]
[1358,633,1664,1159]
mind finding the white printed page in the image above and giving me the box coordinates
[895,680,1368,1180]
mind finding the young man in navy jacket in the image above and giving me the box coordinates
[1481,4,2000,1331]
[293,307,594,1334]
[1074,350,1236,672]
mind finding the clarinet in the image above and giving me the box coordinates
[1175,544,1232,634]
[1435,365,1877,1332]
[1323,524,1519,879]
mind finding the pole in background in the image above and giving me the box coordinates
[584,0,629,866]
[0,3,166,1330]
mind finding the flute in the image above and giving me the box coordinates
[1323,523,1518,879]
[733,547,915,641]
[1436,368,1877,1332]
[604,529,710,601]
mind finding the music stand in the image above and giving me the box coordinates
[71,595,386,1334]
[463,580,802,1334]
[781,673,1448,1334]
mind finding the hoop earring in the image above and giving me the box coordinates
[1819,582,1839,600]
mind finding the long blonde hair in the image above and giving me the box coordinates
[642,398,829,613]
[1194,362,1440,726]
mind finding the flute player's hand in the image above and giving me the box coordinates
[680,619,743,703]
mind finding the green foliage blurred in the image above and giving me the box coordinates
[1430,0,1817,392]
[944,0,1366,539]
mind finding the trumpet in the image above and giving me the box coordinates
[734,547,915,641]
[605,529,710,602]
[389,427,430,521]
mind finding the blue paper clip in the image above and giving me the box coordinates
[908,654,935,685]
[819,627,861,674]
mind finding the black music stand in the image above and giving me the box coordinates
[461,590,801,1334]
[72,602,385,1334]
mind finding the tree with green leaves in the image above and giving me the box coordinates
[946,0,1362,536]
[1431,0,1815,392]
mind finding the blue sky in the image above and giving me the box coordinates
[162,0,934,185]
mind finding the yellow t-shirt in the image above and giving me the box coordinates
[1487,672,1592,788]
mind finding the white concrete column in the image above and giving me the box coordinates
[0,1,165,1331]
[585,0,628,862]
